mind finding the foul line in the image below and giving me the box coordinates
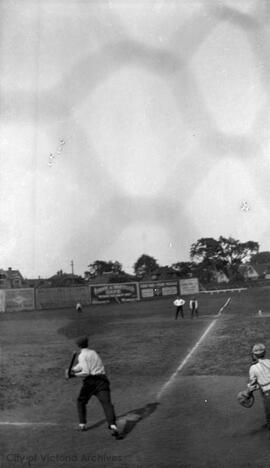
[216,297,231,316]
[156,297,231,401]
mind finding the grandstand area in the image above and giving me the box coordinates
[2,287,270,468]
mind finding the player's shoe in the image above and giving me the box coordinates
[76,424,87,432]
[109,424,120,438]
[261,423,270,432]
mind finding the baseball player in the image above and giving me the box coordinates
[69,336,119,437]
[246,343,270,429]
[76,302,82,313]
[189,297,199,318]
[173,297,185,319]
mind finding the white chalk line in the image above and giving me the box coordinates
[157,297,231,400]
[0,422,59,426]
[215,297,231,316]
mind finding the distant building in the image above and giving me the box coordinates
[25,278,51,288]
[142,266,180,282]
[87,271,135,284]
[0,268,24,289]
[48,271,85,287]
[212,269,229,284]
[238,264,259,281]
[249,263,270,280]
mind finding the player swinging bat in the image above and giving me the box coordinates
[64,336,119,436]
[65,351,77,379]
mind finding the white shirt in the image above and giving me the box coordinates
[72,348,105,377]
[173,299,185,307]
[189,300,198,309]
[249,358,270,392]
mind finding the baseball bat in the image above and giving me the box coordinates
[65,351,77,379]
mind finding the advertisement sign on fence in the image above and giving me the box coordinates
[36,286,90,310]
[0,290,5,312]
[139,281,179,299]
[179,278,199,295]
[90,283,139,304]
[5,288,35,312]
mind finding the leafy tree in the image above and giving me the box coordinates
[171,261,194,277]
[190,236,259,278]
[133,254,159,278]
[86,260,123,278]
[250,251,270,264]
[190,237,222,267]
[218,236,259,268]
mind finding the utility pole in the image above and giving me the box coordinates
[71,260,74,275]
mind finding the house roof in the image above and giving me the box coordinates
[49,273,80,280]
[87,272,136,284]
[251,263,270,277]
[1,268,23,279]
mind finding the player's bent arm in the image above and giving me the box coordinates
[71,363,88,377]
[72,363,82,372]
[247,369,259,392]
[73,370,89,377]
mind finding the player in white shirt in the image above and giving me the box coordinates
[173,297,185,319]
[247,343,270,429]
[189,298,199,318]
[70,336,119,437]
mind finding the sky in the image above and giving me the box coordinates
[1,0,270,278]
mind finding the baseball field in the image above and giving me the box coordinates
[2,287,270,468]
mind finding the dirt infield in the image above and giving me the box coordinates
[2,290,270,468]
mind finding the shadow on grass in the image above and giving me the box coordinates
[85,402,160,439]
[247,425,269,436]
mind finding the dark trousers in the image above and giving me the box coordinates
[175,306,184,319]
[262,391,270,425]
[77,374,116,426]
[191,306,198,318]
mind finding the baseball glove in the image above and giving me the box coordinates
[237,390,255,408]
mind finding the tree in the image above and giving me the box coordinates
[133,254,159,278]
[190,236,259,278]
[250,251,270,264]
[190,237,222,267]
[171,261,194,278]
[86,260,123,278]
[219,236,259,279]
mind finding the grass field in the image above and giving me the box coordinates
[2,288,270,468]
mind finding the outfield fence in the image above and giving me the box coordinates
[4,289,35,312]
[0,278,248,312]
[35,286,91,310]
[200,288,247,294]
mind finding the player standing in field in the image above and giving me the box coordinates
[246,343,270,430]
[70,336,119,437]
[173,297,185,319]
[189,297,199,318]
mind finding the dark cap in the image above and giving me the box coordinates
[76,336,88,348]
